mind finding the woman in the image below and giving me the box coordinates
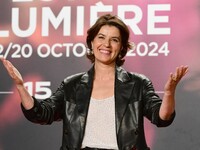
[0,14,188,150]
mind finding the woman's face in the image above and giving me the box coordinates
[91,25,122,66]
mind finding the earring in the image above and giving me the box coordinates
[90,50,94,54]
[118,53,122,59]
[87,49,93,55]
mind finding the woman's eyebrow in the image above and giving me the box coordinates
[97,33,105,36]
[97,33,121,39]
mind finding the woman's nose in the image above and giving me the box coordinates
[103,39,111,47]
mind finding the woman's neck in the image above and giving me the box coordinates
[94,63,115,81]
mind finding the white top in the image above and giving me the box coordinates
[81,96,118,149]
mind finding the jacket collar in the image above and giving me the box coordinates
[116,66,131,83]
[80,65,131,84]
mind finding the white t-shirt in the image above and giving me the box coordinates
[81,96,118,149]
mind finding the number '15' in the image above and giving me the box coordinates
[24,81,52,99]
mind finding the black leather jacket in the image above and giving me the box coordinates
[22,66,175,150]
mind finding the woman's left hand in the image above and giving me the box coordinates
[159,65,188,120]
[164,65,189,95]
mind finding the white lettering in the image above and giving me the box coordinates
[73,43,86,57]
[0,3,171,38]
[90,2,113,26]
[42,7,71,36]
[12,7,37,37]
[63,43,73,57]
[118,5,143,35]
[51,43,63,57]
[37,44,51,58]
[148,4,171,35]
[77,6,84,36]
[0,30,9,37]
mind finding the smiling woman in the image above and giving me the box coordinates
[86,14,132,66]
[91,25,122,66]
[0,14,188,150]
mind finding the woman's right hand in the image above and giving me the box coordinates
[0,57,34,109]
[0,57,24,87]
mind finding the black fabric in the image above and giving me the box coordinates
[82,147,114,150]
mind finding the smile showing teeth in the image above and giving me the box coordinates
[100,49,111,54]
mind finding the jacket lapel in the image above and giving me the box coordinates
[115,67,135,134]
[75,67,94,138]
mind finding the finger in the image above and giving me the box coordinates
[3,60,11,70]
[0,57,4,61]
[177,66,188,79]
[176,66,183,80]
[2,59,9,70]
[170,72,177,82]
[171,67,179,81]
[0,57,6,66]
[178,65,188,75]
[182,66,189,76]
[171,66,183,82]
[2,60,16,78]
[6,60,15,68]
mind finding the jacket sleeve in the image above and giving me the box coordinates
[142,76,175,127]
[21,81,65,125]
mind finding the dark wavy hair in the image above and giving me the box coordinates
[86,14,132,66]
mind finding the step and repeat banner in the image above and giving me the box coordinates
[0,0,200,150]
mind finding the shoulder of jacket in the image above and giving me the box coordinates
[128,71,150,82]
[63,72,86,84]
[116,66,151,83]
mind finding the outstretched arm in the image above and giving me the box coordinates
[0,57,34,110]
[159,65,189,120]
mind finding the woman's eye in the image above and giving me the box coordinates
[98,36,104,39]
[112,39,119,42]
